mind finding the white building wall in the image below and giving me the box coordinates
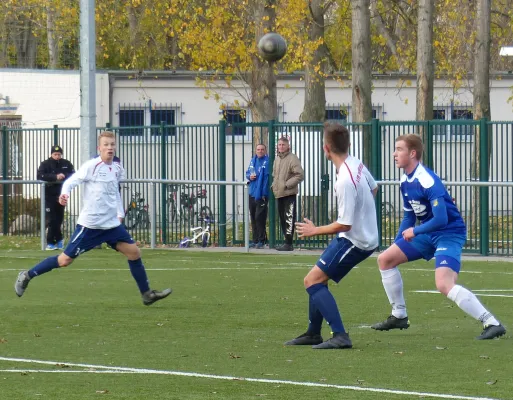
[2,69,513,225]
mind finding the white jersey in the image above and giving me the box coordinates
[61,157,125,229]
[335,155,379,250]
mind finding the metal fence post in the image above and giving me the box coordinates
[150,182,156,249]
[53,124,59,145]
[425,120,433,169]
[479,117,489,256]
[160,121,168,244]
[371,118,383,249]
[243,183,249,252]
[2,125,8,235]
[219,120,227,247]
[268,119,276,248]
[40,183,46,250]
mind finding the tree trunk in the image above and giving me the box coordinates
[300,0,326,123]
[249,0,278,146]
[370,0,403,72]
[416,0,434,164]
[471,0,491,241]
[0,17,8,67]
[47,4,59,69]
[351,0,372,167]
[13,18,37,68]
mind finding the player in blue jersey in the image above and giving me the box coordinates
[14,131,172,306]
[372,134,505,340]
[284,122,379,349]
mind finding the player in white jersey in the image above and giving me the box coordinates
[14,131,172,306]
[284,122,379,349]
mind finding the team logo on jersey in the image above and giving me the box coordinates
[433,199,439,207]
[409,200,427,216]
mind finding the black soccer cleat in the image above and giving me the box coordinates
[142,288,172,306]
[371,315,410,331]
[284,332,323,346]
[476,324,506,340]
[312,332,353,349]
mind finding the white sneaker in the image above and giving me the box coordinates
[14,271,31,297]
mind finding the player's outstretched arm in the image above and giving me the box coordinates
[296,218,350,238]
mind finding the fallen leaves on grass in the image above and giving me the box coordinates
[229,353,241,359]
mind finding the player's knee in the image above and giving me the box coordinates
[58,254,73,267]
[377,252,393,270]
[124,243,140,259]
[435,280,452,296]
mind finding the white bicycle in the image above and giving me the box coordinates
[178,217,212,248]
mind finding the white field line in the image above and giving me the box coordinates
[411,290,513,298]
[0,356,501,400]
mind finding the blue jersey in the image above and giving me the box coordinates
[400,164,466,236]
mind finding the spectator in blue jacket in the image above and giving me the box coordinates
[246,144,270,248]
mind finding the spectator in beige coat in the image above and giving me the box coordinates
[271,137,304,251]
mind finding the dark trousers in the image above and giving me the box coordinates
[46,196,65,244]
[249,196,268,243]
[277,195,297,245]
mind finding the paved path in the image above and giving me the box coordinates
[161,246,513,262]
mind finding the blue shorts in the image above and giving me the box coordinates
[64,224,135,259]
[395,233,466,273]
[315,237,376,283]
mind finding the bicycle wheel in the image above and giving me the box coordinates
[201,232,210,248]
[168,201,177,223]
[140,210,150,229]
[181,207,191,223]
[198,206,212,222]
[125,209,138,230]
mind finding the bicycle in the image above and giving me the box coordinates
[167,184,212,224]
[124,189,150,230]
[178,217,213,248]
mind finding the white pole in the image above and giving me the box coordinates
[80,0,97,165]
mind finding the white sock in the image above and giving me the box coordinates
[380,268,407,319]
[447,285,500,326]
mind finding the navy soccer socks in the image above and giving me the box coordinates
[128,258,150,293]
[307,283,345,334]
[28,255,60,278]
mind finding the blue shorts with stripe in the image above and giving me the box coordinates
[64,224,135,259]
[395,233,466,273]
[315,237,376,283]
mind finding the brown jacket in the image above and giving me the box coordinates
[271,151,304,198]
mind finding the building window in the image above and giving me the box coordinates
[117,102,182,139]
[151,108,176,136]
[224,108,247,136]
[325,104,383,122]
[433,105,474,141]
[325,108,348,122]
[119,109,144,136]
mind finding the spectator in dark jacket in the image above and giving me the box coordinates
[246,144,270,248]
[37,146,75,250]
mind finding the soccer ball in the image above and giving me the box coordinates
[258,33,287,62]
